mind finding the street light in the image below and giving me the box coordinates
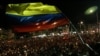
[85,6,98,15]
[85,6,99,34]
[79,21,84,32]
[80,21,83,24]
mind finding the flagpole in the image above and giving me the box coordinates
[69,18,100,56]
[57,7,100,55]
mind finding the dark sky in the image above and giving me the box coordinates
[43,0,100,24]
[0,0,100,27]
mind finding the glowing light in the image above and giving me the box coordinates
[85,6,98,15]
[51,33,55,36]
[89,10,94,13]
[52,22,57,25]
[73,31,77,34]
[35,23,39,25]
[43,20,49,24]
[86,31,89,33]
[81,31,84,34]
[91,30,95,33]
[0,28,2,30]
[37,26,41,28]
[57,33,60,35]
[80,21,83,24]
[38,34,46,38]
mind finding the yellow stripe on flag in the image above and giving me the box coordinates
[6,2,60,16]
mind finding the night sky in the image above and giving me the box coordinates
[0,0,100,27]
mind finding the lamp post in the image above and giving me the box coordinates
[79,21,84,33]
[85,6,99,35]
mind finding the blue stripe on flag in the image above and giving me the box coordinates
[6,13,65,25]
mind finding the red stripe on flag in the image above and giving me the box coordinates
[13,18,69,32]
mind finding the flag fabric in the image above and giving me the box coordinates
[6,2,59,16]
[6,13,65,25]
[13,18,68,32]
[6,2,69,32]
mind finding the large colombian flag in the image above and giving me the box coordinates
[6,2,69,32]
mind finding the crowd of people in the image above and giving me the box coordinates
[0,32,100,56]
